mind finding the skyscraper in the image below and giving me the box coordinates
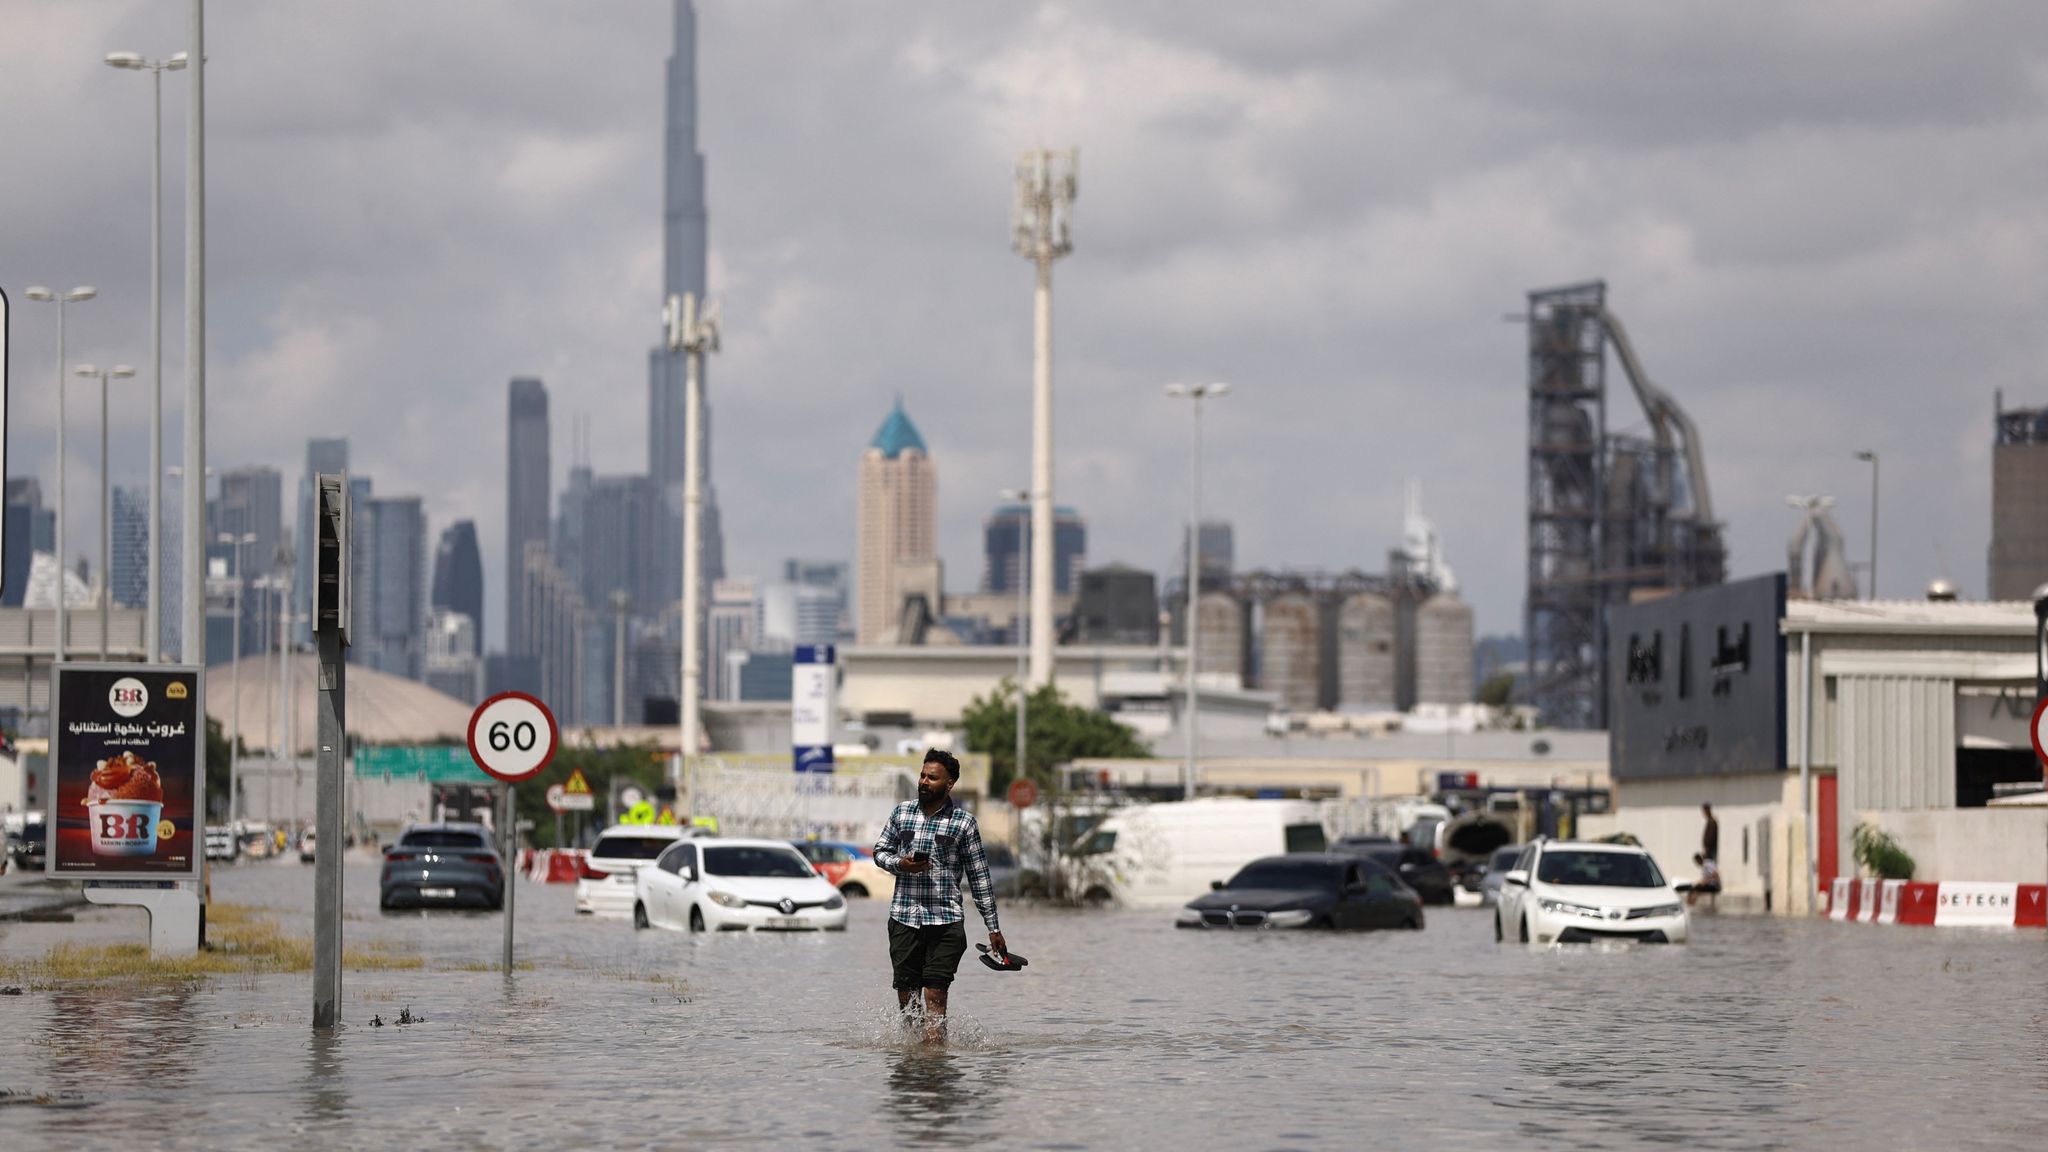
[1991,397,2048,600]
[111,486,149,609]
[4,479,55,609]
[358,496,429,680]
[857,399,936,644]
[295,438,349,644]
[557,469,662,614]
[983,502,1086,595]
[211,467,284,578]
[506,377,551,656]
[431,520,484,656]
[648,0,725,611]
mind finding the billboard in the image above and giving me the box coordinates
[792,644,835,774]
[1608,573,1786,780]
[47,664,206,879]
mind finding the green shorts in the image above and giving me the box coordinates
[888,918,968,991]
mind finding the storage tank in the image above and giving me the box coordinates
[1193,591,1245,688]
[1259,593,1321,711]
[1414,593,1475,705]
[1336,592,1396,711]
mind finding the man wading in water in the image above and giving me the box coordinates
[874,750,1007,1044]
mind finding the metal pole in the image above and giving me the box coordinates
[1799,627,1814,914]
[181,0,206,669]
[1029,238,1055,688]
[147,63,163,662]
[100,371,111,659]
[312,625,345,1030]
[56,303,68,663]
[1185,397,1201,801]
[678,294,708,782]
[501,782,516,975]
[1017,505,1029,786]
[1868,455,1878,600]
[228,538,242,833]
[613,592,627,727]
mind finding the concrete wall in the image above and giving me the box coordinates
[1863,807,2048,885]
[1592,772,1807,915]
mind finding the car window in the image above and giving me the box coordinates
[703,845,816,878]
[1535,849,1666,888]
[400,829,488,850]
[1076,829,1117,856]
[591,835,676,861]
[657,843,688,874]
[1406,817,1442,850]
[1365,871,1397,893]
[1403,849,1434,868]
[1514,846,1537,872]
[1491,846,1523,870]
[1283,823,1327,853]
[1227,859,1341,891]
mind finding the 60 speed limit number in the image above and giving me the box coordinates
[467,692,559,783]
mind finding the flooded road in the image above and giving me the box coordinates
[1,860,2044,1150]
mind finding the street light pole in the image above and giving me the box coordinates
[1166,382,1229,801]
[1854,450,1878,599]
[1000,488,1032,785]
[221,532,254,828]
[76,364,137,659]
[24,287,97,663]
[664,291,719,789]
[182,0,207,669]
[104,50,186,663]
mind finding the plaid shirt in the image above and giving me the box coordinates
[874,798,1001,933]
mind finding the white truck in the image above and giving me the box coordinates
[1062,798,1330,907]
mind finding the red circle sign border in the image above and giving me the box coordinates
[467,691,559,784]
[1007,777,1039,810]
[2032,695,2048,777]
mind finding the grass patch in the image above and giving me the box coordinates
[0,903,425,985]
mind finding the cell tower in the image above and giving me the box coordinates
[1524,281,1726,729]
[1012,148,1077,687]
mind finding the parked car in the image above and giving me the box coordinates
[983,841,1023,898]
[577,825,691,916]
[379,823,504,912]
[1065,798,1330,906]
[791,839,896,901]
[634,837,847,932]
[298,829,318,864]
[8,819,47,872]
[1477,844,1527,907]
[1330,838,1455,906]
[1494,839,1689,945]
[1443,813,1517,892]
[205,827,239,862]
[1175,853,1424,931]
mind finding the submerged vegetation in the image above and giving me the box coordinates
[0,904,424,986]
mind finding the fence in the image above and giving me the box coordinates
[687,756,918,845]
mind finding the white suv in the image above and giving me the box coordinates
[1495,840,1689,945]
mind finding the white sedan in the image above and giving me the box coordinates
[634,837,848,932]
[575,825,690,916]
[1495,840,1690,945]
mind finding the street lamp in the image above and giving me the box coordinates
[220,530,256,829]
[1853,450,1878,599]
[75,363,137,659]
[104,49,186,663]
[24,286,98,662]
[1165,382,1228,801]
[999,487,1032,789]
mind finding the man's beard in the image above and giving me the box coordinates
[918,784,941,802]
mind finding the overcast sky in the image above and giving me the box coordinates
[6,1,2048,651]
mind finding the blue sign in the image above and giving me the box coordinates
[794,745,833,775]
[792,645,836,774]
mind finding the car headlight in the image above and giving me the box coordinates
[1636,903,1684,919]
[708,890,747,909]
[1539,899,1606,918]
[1264,909,1316,928]
[824,895,845,911]
[1175,906,1204,926]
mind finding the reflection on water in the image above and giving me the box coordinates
[0,863,2045,1150]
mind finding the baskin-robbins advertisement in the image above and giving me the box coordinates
[47,664,205,879]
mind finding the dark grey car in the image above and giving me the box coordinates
[380,823,504,911]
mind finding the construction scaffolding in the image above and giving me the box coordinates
[1524,282,1726,729]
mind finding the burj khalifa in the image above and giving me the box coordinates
[649,0,723,596]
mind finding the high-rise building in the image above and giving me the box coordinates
[4,479,55,609]
[1075,565,1159,645]
[557,470,662,614]
[784,558,850,638]
[294,438,349,644]
[507,377,551,656]
[431,520,484,655]
[708,577,756,701]
[983,502,1086,595]
[1179,520,1234,584]
[522,543,586,721]
[857,399,936,644]
[648,0,725,617]
[759,581,838,649]
[1991,398,2048,600]
[423,608,482,704]
[111,486,149,609]
[211,466,285,582]
[358,497,428,680]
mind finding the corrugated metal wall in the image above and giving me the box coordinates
[1836,674,1954,811]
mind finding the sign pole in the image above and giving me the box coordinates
[312,473,350,1031]
[501,781,516,975]
[466,690,556,979]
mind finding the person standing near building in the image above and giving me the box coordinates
[1700,803,1719,864]
[874,750,1007,1045]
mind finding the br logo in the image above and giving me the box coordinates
[99,812,152,839]
[109,677,150,718]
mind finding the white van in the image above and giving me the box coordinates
[1064,798,1329,907]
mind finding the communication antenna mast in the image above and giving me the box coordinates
[1012,148,1077,687]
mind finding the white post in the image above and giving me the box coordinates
[227,535,244,829]
[100,371,111,659]
[667,292,718,789]
[1184,400,1201,802]
[181,0,205,668]
[1799,626,1814,914]
[147,63,164,662]
[1012,150,1075,689]
[56,306,70,663]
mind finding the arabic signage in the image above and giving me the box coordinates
[792,644,835,774]
[47,663,205,880]
[1608,573,1787,780]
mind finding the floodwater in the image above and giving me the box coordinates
[1,861,2045,1151]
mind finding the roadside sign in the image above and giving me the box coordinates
[47,663,205,881]
[1007,778,1039,810]
[546,780,593,813]
[466,692,558,783]
[564,767,592,795]
[2031,696,2048,779]
[546,784,567,813]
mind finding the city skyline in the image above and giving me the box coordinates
[7,4,2048,647]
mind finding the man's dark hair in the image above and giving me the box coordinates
[925,749,961,782]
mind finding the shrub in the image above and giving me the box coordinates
[1851,823,1916,881]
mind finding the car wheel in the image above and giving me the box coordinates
[1082,886,1112,908]
[1519,915,1530,944]
[1407,913,1424,930]
[633,902,650,930]
[689,905,706,933]
[1494,913,1503,942]
[841,882,868,899]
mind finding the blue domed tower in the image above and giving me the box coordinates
[858,398,937,642]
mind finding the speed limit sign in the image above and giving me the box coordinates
[467,692,558,783]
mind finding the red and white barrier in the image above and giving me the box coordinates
[517,848,587,883]
[1827,878,2045,928]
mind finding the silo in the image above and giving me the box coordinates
[1415,593,1476,705]
[1194,590,1245,687]
[1260,593,1321,711]
[1337,592,1397,711]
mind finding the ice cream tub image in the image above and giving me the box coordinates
[88,799,164,856]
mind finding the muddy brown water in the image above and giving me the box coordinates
[0,861,2043,1150]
